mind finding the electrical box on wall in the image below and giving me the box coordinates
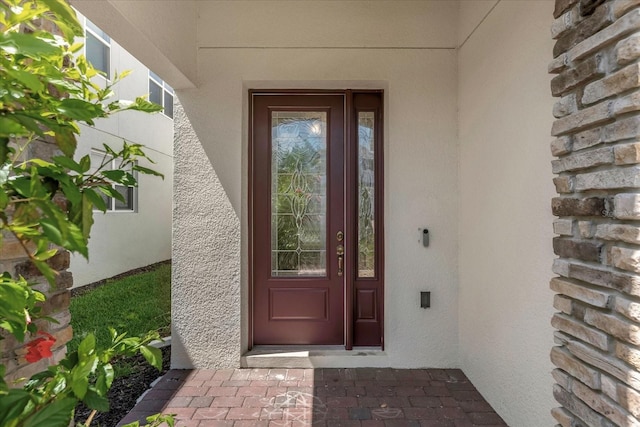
[419,228,429,247]
[421,291,431,308]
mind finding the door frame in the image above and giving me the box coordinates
[248,89,385,350]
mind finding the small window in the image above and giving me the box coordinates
[90,150,136,212]
[149,71,174,119]
[85,19,110,79]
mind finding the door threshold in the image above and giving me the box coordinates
[242,346,387,368]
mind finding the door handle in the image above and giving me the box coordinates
[336,231,344,277]
[337,244,344,277]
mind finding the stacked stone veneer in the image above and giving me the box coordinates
[550,0,640,426]
[0,248,73,383]
[0,138,74,383]
[0,17,74,383]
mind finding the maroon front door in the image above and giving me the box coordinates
[251,91,384,347]
[251,93,345,345]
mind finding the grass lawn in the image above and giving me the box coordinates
[68,263,171,352]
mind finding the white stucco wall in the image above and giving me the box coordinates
[169,0,461,368]
[458,1,556,426]
[172,100,241,369]
[70,14,173,286]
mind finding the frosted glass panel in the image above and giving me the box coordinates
[271,112,327,276]
[358,112,375,278]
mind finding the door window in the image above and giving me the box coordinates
[271,112,328,277]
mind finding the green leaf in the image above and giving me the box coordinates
[56,99,104,123]
[2,2,49,28]
[60,351,78,370]
[78,334,96,360]
[0,188,9,210]
[11,113,46,137]
[49,375,67,396]
[10,176,32,198]
[82,388,110,412]
[25,369,54,384]
[84,188,107,212]
[71,356,96,399]
[102,144,118,157]
[0,117,27,137]
[139,345,163,371]
[81,193,94,241]
[79,155,91,173]
[29,166,45,198]
[39,0,82,39]
[31,259,57,285]
[52,155,83,173]
[0,32,59,59]
[22,396,76,427]
[47,78,81,93]
[96,363,114,395]
[0,365,6,394]
[0,137,10,164]
[36,198,88,257]
[130,96,164,113]
[102,170,137,186]
[53,127,77,157]
[0,389,31,425]
[5,68,44,93]
[39,218,65,248]
[0,278,37,342]
[59,179,82,206]
[32,247,57,263]
[133,165,164,179]
[146,414,176,427]
[83,188,107,212]
[98,185,125,202]
[26,159,54,168]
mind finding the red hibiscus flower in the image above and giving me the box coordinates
[25,331,56,363]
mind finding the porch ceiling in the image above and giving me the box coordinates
[69,0,499,91]
[70,0,198,89]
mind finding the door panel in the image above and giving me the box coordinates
[350,93,384,347]
[270,288,329,320]
[252,94,345,345]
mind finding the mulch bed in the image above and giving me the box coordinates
[71,260,172,426]
[73,346,171,427]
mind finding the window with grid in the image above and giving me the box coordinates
[90,150,136,212]
[85,19,110,79]
[149,71,174,119]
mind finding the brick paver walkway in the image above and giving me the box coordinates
[118,368,508,426]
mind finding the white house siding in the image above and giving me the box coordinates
[458,1,557,426]
[70,12,173,287]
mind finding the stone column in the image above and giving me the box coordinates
[550,0,640,425]
[0,249,73,383]
[0,140,74,383]
[0,18,73,383]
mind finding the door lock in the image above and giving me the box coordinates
[337,243,344,277]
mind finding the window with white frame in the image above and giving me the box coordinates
[90,150,136,212]
[85,19,110,79]
[149,71,174,119]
